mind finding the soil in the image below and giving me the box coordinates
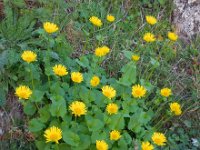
[173,0,200,42]
[0,92,25,141]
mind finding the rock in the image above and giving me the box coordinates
[173,0,200,41]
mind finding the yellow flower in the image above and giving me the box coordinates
[95,46,110,57]
[143,33,156,42]
[90,76,100,87]
[101,46,110,53]
[52,64,68,76]
[69,101,87,117]
[110,130,121,141]
[96,140,108,150]
[146,16,157,25]
[44,126,62,144]
[132,55,140,61]
[71,72,83,83]
[106,103,118,115]
[168,32,178,41]
[132,84,147,98]
[152,132,167,146]
[107,14,115,22]
[15,85,32,99]
[141,141,154,150]
[43,22,59,34]
[102,85,116,99]
[21,50,37,63]
[170,102,182,115]
[160,88,172,97]
[89,16,102,27]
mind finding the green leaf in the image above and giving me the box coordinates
[35,141,52,150]
[128,110,151,133]
[0,88,6,106]
[123,50,133,60]
[30,90,45,102]
[50,51,59,60]
[23,102,36,116]
[86,116,104,132]
[12,0,26,7]
[28,118,45,132]
[118,137,128,149]
[150,57,160,68]
[118,61,136,86]
[128,118,141,133]
[108,114,125,130]
[50,82,65,97]
[35,141,46,150]
[123,131,132,145]
[58,143,71,150]
[63,130,80,146]
[91,131,107,143]
[75,56,89,68]
[75,134,91,150]
[122,100,138,114]
[49,99,66,118]
[39,105,50,123]
[79,86,90,104]
[183,120,192,128]
[0,50,8,71]
[68,86,80,99]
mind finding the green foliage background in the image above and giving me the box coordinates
[0,0,199,149]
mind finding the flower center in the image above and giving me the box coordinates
[74,107,82,114]
[50,133,58,140]
[135,90,141,95]
[105,91,111,96]
[110,107,115,112]
[155,137,161,143]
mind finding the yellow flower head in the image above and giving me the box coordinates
[152,132,167,146]
[107,14,115,22]
[89,16,102,27]
[90,76,100,87]
[102,85,116,99]
[101,46,110,53]
[69,101,87,117]
[43,22,59,34]
[146,16,157,25]
[168,32,178,41]
[96,140,108,150]
[21,50,37,63]
[95,46,110,57]
[106,103,118,115]
[170,102,182,116]
[71,72,83,83]
[15,85,32,99]
[141,141,154,150]
[132,55,140,61]
[132,84,147,98]
[110,130,121,141]
[143,33,156,42]
[160,88,172,97]
[44,126,62,144]
[53,64,68,77]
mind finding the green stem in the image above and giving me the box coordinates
[47,46,51,88]
[35,103,39,110]
[48,75,51,88]
[30,65,34,89]
[105,116,110,125]
[154,115,173,129]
